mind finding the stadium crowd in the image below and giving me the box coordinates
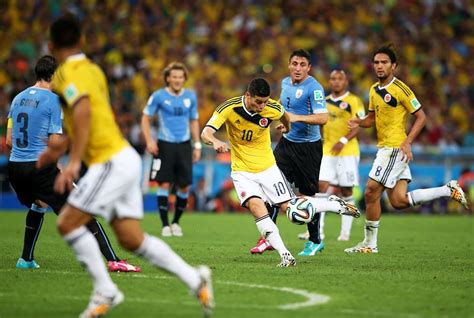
[0,0,473,154]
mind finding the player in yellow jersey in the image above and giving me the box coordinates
[38,15,214,317]
[345,45,469,254]
[201,78,359,266]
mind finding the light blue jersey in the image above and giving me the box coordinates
[143,88,198,143]
[280,76,327,143]
[8,87,63,162]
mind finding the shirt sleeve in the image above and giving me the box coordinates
[143,91,159,116]
[310,82,327,114]
[60,74,89,109]
[353,96,366,118]
[48,95,63,134]
[368,86,375,112]
[205,106,231,130]
[190,91,199,120]
[400,88,422,114]
[267,99,285,120]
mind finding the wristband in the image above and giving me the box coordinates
[193,141,202,150]
[339,137,348,145]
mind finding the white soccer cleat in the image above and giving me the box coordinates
[277,252,297,267]
[297,230,309,240]
[79,290,124,318]
[344,242,378,254]
[446,180,469,210]
[329,195,361,218]
[194,265,215,317]
[161,226,172,237]
[171,223,183,237]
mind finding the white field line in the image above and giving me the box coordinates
[0,269,329,310]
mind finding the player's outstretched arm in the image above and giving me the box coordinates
[290,112,328,125]
[201,126,229,153]
[349,111,375,129]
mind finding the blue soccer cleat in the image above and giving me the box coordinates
[298,241,325,256]
[16,258,40,269]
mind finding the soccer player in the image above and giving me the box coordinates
[250,50,359,256]
[345,45,469,254]
[201,78,358,266]
[6,55,140,273]
[141,62,201,237]
[40,15,214,317]
[313,69,366,242]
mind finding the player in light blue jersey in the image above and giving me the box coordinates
[250,49,359,256]
[141,62,202,237]
[7,56,140,272]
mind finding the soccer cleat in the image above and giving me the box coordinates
[344,242,378,254]
[79,290,124,318]
[161,225,172,237]
[337,233,350,241]
[107,260,141,273]
[297,231,309,240]
[195,265,215,317]
[277,252,296,267]
[298,241,325,256]
[171,223,183,237]
[16,258,40,269]
[447,180,469,210]
[250,237,274,254]
[329,195,361,218]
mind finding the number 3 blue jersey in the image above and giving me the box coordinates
[8,87,63,162]
[280,76,327,143]
[143,88,198,143]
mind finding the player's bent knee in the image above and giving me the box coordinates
[118,236,142,251]
[390,197,409,210]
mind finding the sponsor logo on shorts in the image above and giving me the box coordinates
[240,191,246,198]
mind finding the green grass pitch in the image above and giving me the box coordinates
[0,211,473,318]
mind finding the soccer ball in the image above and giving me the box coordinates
[286,197,315,225]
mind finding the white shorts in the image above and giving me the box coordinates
[231,164,295,206]
[319,155,360,187]
[368,147,412,189]
[67,146,144,222]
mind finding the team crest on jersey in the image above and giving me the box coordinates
[259,118,269,127]
[183,98,191,108]
[295,89,303,99]
[384,93,392,103]
[340,102,348,109]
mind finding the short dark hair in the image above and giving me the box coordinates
[50,14,81,48]
[373,45,397,64]
[35,55,57,82]
[248,78,270,97]
[289,49,311,64]
[163,62,189,86]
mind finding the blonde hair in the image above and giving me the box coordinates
[163,62,189,86]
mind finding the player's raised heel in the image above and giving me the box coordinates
[298,241,325,256]
[79,290,124,318]
[195,265,215,317]
[329,195,361,218]
[277,252,296,267]
[107,260,141,272]
[16,257,40,269]
[447,180,469,210]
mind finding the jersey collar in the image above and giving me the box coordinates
[241,95,257,116]
[291,75,312,86]
[65,53,87,62]
[329,91,349,102]
[378,76,396,90]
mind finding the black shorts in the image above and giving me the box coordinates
[7,161,68,213]
[273,137,322,196]
[150,140,192,187]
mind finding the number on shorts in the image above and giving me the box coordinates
[241,129,253,141]
[374,166,383,176]
[273,182,286,196]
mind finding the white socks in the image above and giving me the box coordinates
[363,220,379,248]
[340,196,355,236]
[407,185,451,206]
[135,234,200,291]
[256,215,289,257]
[306,196,342,214]
[64,226,118,296]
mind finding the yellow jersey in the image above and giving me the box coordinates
[368,77,422,148]
[53,54,128,165]
[206,96,284,173]
[324,91,365,156]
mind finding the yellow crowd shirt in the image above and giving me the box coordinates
[206,96,284,173]
[53,53,128,165]
[368,77,422,148]
[324,91,365,156]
